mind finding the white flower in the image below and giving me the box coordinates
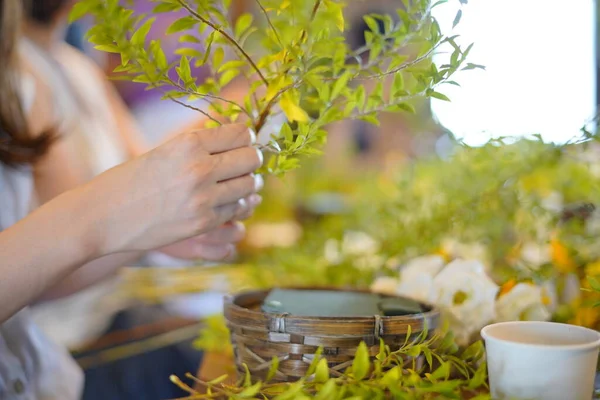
[355,254,386,270]
[370,277,400,295]
[441,238,490,269]
[561,273,582,305]
[396,255,446,303]
[495,283,551,322]
[324,239,342,264]
[341,231,379,256]
[540,191,563,213]
[519,241,551,270]
[430,259,499,345]
[541,280,558,314]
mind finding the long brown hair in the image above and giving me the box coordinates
[0,0,53,165]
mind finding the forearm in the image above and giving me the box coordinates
[0,184,102,322]
[37,251,143,301]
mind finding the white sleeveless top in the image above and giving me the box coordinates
[0,74,84,399]
[17,38,134,352]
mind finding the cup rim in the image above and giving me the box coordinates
[481,321,600,351]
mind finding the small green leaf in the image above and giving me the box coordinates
[315,380,337,400]
[429,91,451,102]
[179,34,201,44]
[131,18,155,46]
[364,15,379,33]
[174,48,204,58]
[392,73,404,94]
[208,374,229,385]
[218,60,246,73]
[69,1,92,22]
[150,40,168,70]
[468,362,488,389]
[452,9,462,28]
[235,14,254,38]
[94,44,120,53]
[430,361,450,381]
[212,47,225,70]
[405,344,422,358]
[422,347,433,369]
[266,356,280,382]
[358,113,380,126]
[176,56,192,83]
[219,69,239,86]
[202,32,215,65]
[461,340,485,362]
[381,366,401,387]
[589,277,600,292]
[314,358,329,383]
[239,381,262,398]
[166,16,197,34]
[352,342,370,381]
[462,63,486,71]
[331,71,352,101]
[325,0,345,32]
[153,2,181,13]
[306,348,323,376]
[242,363,252,387]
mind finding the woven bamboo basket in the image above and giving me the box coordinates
[224,287,440,382]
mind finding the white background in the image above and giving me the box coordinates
[431,0,596,146]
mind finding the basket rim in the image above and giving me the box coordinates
[224,286,440,322]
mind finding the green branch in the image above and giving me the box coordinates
[175,0,268,86]
[254,0,284,48]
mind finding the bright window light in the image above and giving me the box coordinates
[431,0,596,146]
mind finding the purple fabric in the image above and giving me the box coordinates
[115,0,211,106]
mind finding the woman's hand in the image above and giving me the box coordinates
[157,220,251,261]
[87,123,263,256]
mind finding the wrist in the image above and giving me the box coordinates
[60,181,112,261]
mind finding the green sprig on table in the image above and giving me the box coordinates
[181,316,490,399]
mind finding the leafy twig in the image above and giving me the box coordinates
[254,80,304,132]
[254,0,284,48]
[175,0,268,85]
[168,96,222,125]
[165,76,251,118]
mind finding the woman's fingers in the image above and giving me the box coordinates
[210,146,263,182]
[196,222,246,245]
[194,243,235,261]
[235,194,262,221]
[212,174,263,207]
[192,123,254,154]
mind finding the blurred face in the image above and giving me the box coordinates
[28,0,75,25]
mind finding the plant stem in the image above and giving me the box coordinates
[254,80,303,132]
[175,0,268,86]
[165,77,251,118]
[169,96,222,125]
[254,0,284,48]
[350,92,424,119]
[298,0,322,43]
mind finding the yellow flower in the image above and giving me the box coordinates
[435,247,452,263]
[498,279,517,298]
[504,243,522,266]
[571,307,600,329]
[585,261,600,277]
[550,236,576,273]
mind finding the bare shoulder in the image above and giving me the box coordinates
[17,56,57,138]
[57,43,107,80]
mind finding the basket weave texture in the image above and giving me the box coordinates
[224,287,440,382]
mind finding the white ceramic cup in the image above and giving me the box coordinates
[481,321,600,400]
